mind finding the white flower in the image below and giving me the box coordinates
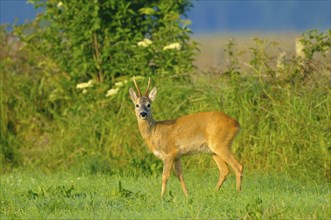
[76,80,93,89]
[115,80,128,88]
[82,89,88,94]
[138,39,152,47]
[57,1,63,8]
[295,37,306,59]
[106,88,119,97]
[163,42,181,50]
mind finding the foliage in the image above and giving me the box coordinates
[248,37,278,78]
[299,29,331,60]
[16,0,197,83]
[1,25,330,184]
[221,31,330,84]
[1,25,74,171]
[293,30,331,80]
[223,38,241,75]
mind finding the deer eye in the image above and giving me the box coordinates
[135,104,139,108]
[147,104,151,108]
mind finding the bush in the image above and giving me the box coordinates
[16,0,197,83]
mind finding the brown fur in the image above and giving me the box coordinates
[129,79,243,197]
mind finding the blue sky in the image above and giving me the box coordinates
[187,0,330,33]
[1,0,330,33]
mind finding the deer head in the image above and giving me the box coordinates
[129,77,157,120]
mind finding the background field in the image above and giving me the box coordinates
[193,32,300,70]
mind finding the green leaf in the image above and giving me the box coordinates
[139,7,155,15]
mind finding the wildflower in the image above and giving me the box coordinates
[295,38,306,59]
[322,46,329,54]
[138,39,152,47]
[163,42,181,50]
[57,1,63,8]
[82,89,88,94]
[115,80,128,88]
[76,80,93,89]
[106,88,119,97]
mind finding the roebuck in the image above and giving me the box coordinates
[129,78,243,197]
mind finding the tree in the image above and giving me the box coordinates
[17,0,197,83]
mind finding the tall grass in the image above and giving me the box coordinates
[1,29,330,183]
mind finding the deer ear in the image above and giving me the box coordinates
[148,87,157,101]
[129,88,137,103]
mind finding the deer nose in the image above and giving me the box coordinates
[140,112,147,118]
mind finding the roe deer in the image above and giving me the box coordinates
[129,78,243,197]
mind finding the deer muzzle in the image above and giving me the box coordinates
[139,111,147,118]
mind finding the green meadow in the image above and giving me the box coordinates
[1,171,330,219]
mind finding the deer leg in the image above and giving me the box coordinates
[215,150,243,191]
[161,158,174,197]
[212,154,230,191]
[173,159,189,197]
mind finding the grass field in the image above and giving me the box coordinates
[1,171,330,219]
[192,32,300,70]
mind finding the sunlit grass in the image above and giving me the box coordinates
[1,171,329,219]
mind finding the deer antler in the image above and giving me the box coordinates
[133,76,142,97]
[145,77,151,96]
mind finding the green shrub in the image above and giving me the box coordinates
[299,29,331,60]
[16,0,197,83]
